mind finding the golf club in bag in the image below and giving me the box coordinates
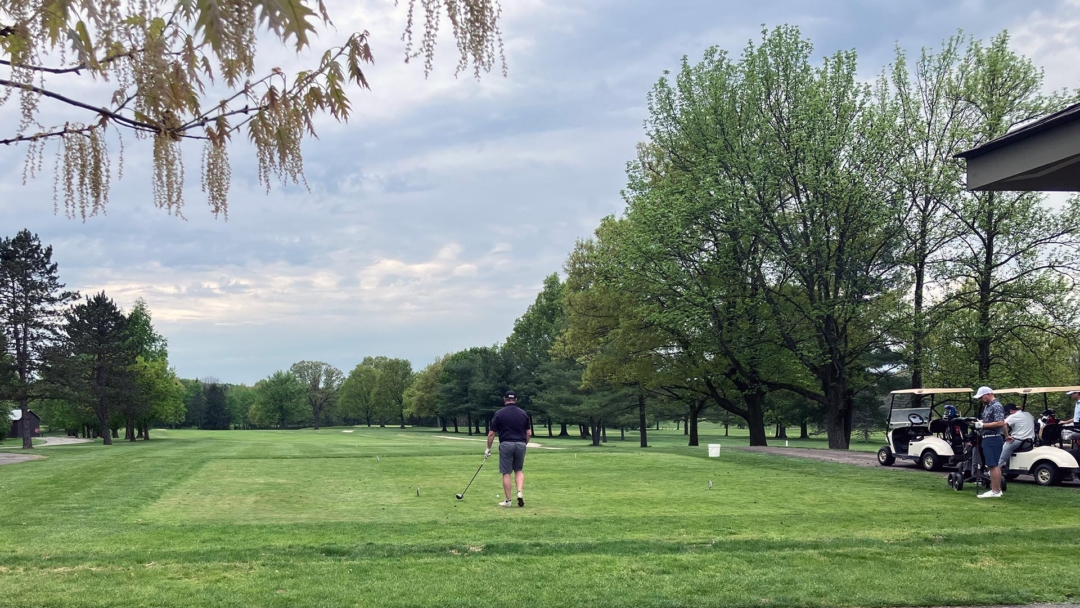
[947,418,1007,493]
[455,453,489,500]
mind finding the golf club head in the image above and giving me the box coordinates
[455,494,463,500]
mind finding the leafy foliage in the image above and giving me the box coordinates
[0,0,504,217]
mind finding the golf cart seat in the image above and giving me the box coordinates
[928,419,948,435]
[1013,438,1035,453]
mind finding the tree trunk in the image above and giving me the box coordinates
[467,412,473,436]
[656,420,660,431]
[683,416,689,436]
[558,422,569,437]
[366,416,371,427]
[724,423,729,436]
[775,423,788,439]
[688,401,704,447]
[400,412,406,429]
[313,409,321,430]
[638,393,648,448]
[547,417,552,437]
[475,418,481,434]
[800,420,809,439]
[580,424,590,439]
[591,419,601,446]
[111,427,119,439]
[126,416,136,442]
[825,396,851,450]
[439,416,447,432]
[453,417,459,433]
[675,419,680,430]
[620,427,625,441]
[143,423,151,441]
[601,421,607,443]
[744,391,768,447]
[19,399,33,449]
[99,414,112,446]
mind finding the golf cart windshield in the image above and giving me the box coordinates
[887,388,973,428]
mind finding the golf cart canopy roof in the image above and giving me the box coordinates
[994,386,1080,395]
[890,388,973,395]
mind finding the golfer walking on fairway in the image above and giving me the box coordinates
[486,390,531,507]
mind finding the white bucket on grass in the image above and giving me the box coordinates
[708,444,721,457]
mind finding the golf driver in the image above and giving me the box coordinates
[455,454,489,500]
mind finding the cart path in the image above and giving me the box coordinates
[433,435,564,449]
[38,436,93,446]
[734,446,923,469]
[734,446,1079,487]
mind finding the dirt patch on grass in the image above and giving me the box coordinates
[0,453,45,465]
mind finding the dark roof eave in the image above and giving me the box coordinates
[955,102,1080,160]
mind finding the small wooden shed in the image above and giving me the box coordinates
[8,409,42,439]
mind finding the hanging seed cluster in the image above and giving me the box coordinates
[1,0,505,217]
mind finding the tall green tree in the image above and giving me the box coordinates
[889,35,973,390]
[53,292,135,445]
[202,382,230,430]
[372,358,414,428]
[226,384,257,429]
[251,371,305,428]
[290,360,342,430]
[404,355,446,428]
[181,379,206,428]
[339,360,379,426]
[0,230,78,449]
[939,33,1080,385]
[130,356,185,439]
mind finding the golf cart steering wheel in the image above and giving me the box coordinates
[908,413,926,425]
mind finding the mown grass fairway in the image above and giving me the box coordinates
[1,427,1078,607]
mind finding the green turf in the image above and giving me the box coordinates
[0,426,1076,607]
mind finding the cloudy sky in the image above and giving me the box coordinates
[1,0,1077,384]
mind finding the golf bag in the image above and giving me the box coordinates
[946,423,1007,493]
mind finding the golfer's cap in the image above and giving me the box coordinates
[1067,390,1080,396]
[503,390,517,399]
[973,386,994,399]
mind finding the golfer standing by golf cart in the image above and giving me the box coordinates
[973,386,1006,498]
[486,390,531,508]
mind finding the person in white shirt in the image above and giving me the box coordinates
[999,403,1036,468]
[1063,390,1080,443]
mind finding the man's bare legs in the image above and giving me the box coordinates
[503,474,513,501]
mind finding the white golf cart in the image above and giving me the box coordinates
[878,388,973,471]
[989,387,1080,486]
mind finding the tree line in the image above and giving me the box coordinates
[0,230,185,448]
[405,28,1080,451]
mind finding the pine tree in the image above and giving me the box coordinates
[0,230,78,449]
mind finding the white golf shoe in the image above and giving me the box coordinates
[977,490,1002,499]
[498,500,513,507]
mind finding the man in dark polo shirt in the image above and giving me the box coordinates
[485,390,531,507]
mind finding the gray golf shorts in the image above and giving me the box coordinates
[498,441,527,474]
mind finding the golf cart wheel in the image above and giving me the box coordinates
[1033,462,1061,487]
[920,450,941,471]
[877,447,895,467]
[949,473,963,491]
